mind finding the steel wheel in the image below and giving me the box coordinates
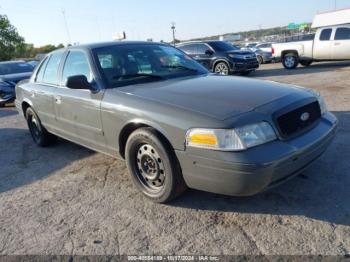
[214,62,229,75]
[136,144,166,192]
[282,54,299,69]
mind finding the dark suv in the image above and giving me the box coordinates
[177,41,259,75]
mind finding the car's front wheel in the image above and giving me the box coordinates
[26,107,57,147]
[282,53,299,69]
[257,55,264,64]
[214,62,229,75]
[125,127,187,203]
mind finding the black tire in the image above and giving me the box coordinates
[125,127,187,203]
[282,53,299,69]
[300,60,313,67]
[25,107,57,147]
[214,61,230,75]
[257,55,264,64]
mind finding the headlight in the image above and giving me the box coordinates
[186,122,277,151]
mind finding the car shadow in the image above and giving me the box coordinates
[0,108,18,118]
[252,61,350,78]
[171,111,350,226]
[0,128,94,194]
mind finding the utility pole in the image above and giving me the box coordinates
[61,9,71,45]
[171,22,176,46]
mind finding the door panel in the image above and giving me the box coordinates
[53,50,106,151]
[313,28,333,60]
[332,27,350,60]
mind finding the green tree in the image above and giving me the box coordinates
[0,14,25,61]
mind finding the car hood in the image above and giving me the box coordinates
[0,72,33,84]
[116,74,304,120]
[226,50,255,56]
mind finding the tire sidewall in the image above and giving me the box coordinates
[214,61,229,75]
[283,54,299,69]
[125,128,177,202]
[26,107,44,146]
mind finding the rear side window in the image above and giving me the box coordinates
[319,29,332,41]
[42,51,64,85]
[194,44,210,54]
[335,27,350,40]
[62,50,92,84]
[35,57,49,82]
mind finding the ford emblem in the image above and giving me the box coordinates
[300,112,310,121]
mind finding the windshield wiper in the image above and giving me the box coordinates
[113,73,165,80]
[161,65,199,72]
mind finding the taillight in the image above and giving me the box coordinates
[271,47,275,55]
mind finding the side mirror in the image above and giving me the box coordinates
[205,50,214,56]
[66,75,92,90]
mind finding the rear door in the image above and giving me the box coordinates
[54,49,106,151]
[30,51,64,129]
[313,28,333,60]
[332,26,350,60]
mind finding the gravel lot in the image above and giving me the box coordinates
[0,62,349,256]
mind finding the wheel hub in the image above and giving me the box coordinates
[136,144,165,189]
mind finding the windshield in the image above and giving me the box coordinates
[208,41,239,52]
[0,62,33,75]
[93,44,208,88]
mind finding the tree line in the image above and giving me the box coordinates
[0,14,64,61]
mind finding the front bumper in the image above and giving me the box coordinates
[231,60,259,73]
[175,112,338,196]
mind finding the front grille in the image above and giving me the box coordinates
[276,101,321,138]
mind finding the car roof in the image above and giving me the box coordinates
[177,40,223,46]
[67,41,167,50]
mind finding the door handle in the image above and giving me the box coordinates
[55,95,62,104]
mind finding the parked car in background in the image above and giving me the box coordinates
[253,48,273,64]
[255,42,274,53]
[0,61,34,106]
[272,8,350,69]
[27,60,40,68]
[273,24,350,69]
[177,41,259,75]
[245,42,259,49]
[16,41,337,203]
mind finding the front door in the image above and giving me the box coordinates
[54,50,106,151]
[313,28,333,60]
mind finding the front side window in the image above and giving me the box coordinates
[319,29,332,41]
[93,44,208,88]
[209,41,238,52]
[42,51,64,85]
[192,44,210,54]
[335,27,350,40]
[178,44,196,54]
[35,57,49,82]
[62,51,92,84]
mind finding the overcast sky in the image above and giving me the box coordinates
[1,0,349,46]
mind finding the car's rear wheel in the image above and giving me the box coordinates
[214,62,229,75]
[26,107,57,147]
[125,127,187,203]
[282,53,299,69]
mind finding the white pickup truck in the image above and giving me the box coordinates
[272,24,350,69]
